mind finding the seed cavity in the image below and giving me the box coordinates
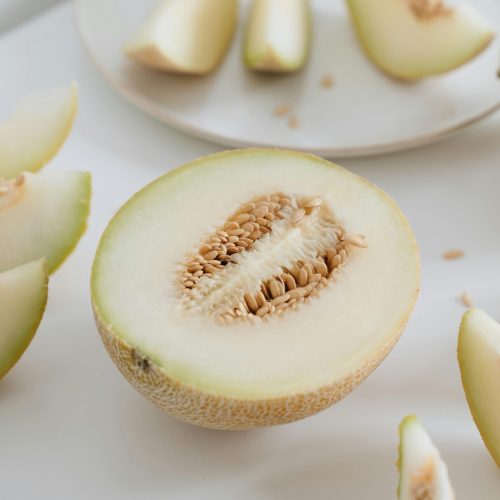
[178,193,367,324]
[0,174,25,209]
[407,0,452,20]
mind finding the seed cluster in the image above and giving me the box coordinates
[180,193,293,290]
[0,174,25,209]
[179,192,367,324]
[408,0,452,20]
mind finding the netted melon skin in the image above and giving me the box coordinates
[94,305,407,430]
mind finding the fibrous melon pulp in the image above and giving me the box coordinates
[91,149,420,430]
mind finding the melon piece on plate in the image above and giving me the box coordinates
[458,308,500,467]
[398,415,455,500]
[0,171,91,274]
[124,0,237,75]
[91,149,420,430]
[0,83,77,180]
[0,259,48,380]
[346,0,495,80]
[244,0,311,73]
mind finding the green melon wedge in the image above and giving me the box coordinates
[0,171,91,274]
[398,415,455,499]
[0,258,48,380]
[0,83,77,180]
[458,308,500,468]
[346,0,495,80]
[244,0,311,73]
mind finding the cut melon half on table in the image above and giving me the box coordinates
[0,258,48,380]
[0,83,78,180]
[398,415,455,499]
[458,308,500,468]
[346,0,495,80]
[91,149,420,430]
[244,0,311,73]
[124,0,238,75]
[0,171,91,274]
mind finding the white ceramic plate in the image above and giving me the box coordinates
[76,0,500,157]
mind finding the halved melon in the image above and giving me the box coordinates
[244,0,311,73]
[458,308,500,467]
[0,171,91,274]
[398,415,455,499]
[0,83,77,180]
[91,149,420,430]
[124,0,237,75]
[346,0,495,80]
[0,259,48,380]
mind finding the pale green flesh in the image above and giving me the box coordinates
[346,0,495,80]
[398,415,455,500]
[0,171,91,274]
[92,149,420,399]
[244,0,311,72]
[124,0,237,74]
[458,308,500,467]
[0,83,77,179]
[0,259,48,379]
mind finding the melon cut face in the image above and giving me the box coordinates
[0,259,48,380]
[398,415,455,500]
[244,0,311,73]
[0,171,91,274]
[91,149,420,430]
[346,0,495,80]
[124,0,237,75]
[458,308,500,468]
[0,83,77,180]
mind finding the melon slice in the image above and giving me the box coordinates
[124,0,237,75]
[0,83,77,180]
[91,149,420,430]
[0,171,91,274]
[0,259,48,380]
[458,308,500,467]
[346,0,495,80]
[244,0,311,73]
[398,415,455,499]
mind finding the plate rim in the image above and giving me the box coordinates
[74,0,500,159]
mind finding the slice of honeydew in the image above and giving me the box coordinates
[0,258,48,380]
[0,171,91,274]
[124,0,238,75]
[346,0,495,80]
[398,415,455,500]
[458,308,500,468]
[0,83,77,180]
[92,149,420,430]
[244,0,311,72]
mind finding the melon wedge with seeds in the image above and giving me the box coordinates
[0,259,48,380]
[0,171,91,274]
[0,83,77,180]
[91,149,420,430]
[398,415,455,500]
[458,308,500,467]
[124,0,237,75]
[346,0,495,80]
[244,0,311,73]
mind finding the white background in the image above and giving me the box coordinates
[0,3,499,499]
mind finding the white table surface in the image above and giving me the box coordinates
[0,3,499,499]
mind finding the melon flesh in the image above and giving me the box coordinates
[398,415,455,499]
[92,149,420,429]
[0,83,77,180]
[346,0,495,80]
[124,0,237,75]
[0,171,91,274]
[0,259,48,380]
[458,308,500,467]
[244,0,311,72]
